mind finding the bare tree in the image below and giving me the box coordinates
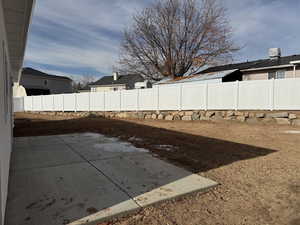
[72,74,98,92]
[119,0,238,81]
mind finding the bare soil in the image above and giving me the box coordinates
[14,113,300,225]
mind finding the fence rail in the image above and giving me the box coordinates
[14,78,300,113]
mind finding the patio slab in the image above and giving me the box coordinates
[67,141,148,161]
[91,154,217,207]
[6,133,217,225]
[5,162,139,225]
[10,148,84,171]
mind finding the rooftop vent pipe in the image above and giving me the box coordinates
[269,48,281,59]
[113,72,118,81]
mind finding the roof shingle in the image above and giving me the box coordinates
[22,68,72,81]
[199,54,300,74]
[91,74,145,86]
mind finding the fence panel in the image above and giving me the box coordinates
[63,94,76,111]
[32,96,42,111]
[274,78,300,110]
[23,96,32,111]
[238,80,271,110]
[207,82,236,110]
[42,95,54,111]
[121,89,138,111]
[139,88,157,111]
[181,83,206,110]
[53,95,63,111]
[158,85,181,110]
[13,78,300,113]
[105,91,120,111]
[90,92,104,111]
[76,93,90,111]
[13,97,24,112]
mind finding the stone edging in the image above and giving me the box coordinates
[26,110,300,126]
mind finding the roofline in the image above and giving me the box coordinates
[241,64,293,72]
[3,0,36,82]
[19,0,36,81]
[89,83,127,87]
[22,73,72,81]
[154,69,238,85]
[155,76,225,85]
[290,60,300,65]
[22,67,72,81]
[22,85,49,90]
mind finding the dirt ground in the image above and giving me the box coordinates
[14,113,300,225]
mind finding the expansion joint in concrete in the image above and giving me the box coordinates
[60,138,143,208]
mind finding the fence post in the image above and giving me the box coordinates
[235,80,239,111]
[205,82,208,111]
[88,92,91,112]
[23,97,25,112]
[31,96,33,111]
[103,91,106,112]
[74,93,77,112]
[40,96,42,111]
[62,94,65,112]
[137,89,140,112]
[270,78,275,111]
[179,84,183,111]
[52,95,55,111]
[119,89,122,112]
[156,86,160,111]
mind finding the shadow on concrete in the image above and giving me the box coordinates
[6,115,277,225]
[14,116,276,173]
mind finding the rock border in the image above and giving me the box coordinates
[26,110,300,126]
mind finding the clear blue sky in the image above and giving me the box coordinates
[24,0,300,80]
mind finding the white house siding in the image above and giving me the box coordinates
[91,85,126,92]
[0,2,12,223]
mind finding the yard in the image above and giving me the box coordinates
[14,112,300,225]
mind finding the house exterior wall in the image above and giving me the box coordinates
[242,67,300,81]
[91,85,126,92]
[134,81,152,89]
[0,2,13,223]
[20,74,73,94]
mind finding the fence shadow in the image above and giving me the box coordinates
[8,115,277,224]
[14,115,276,173]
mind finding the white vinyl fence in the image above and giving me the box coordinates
[13,78,300,113]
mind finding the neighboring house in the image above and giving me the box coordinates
[155,48,300,86]
[90,72,151,92]
[199,48,300,81]
[20,68,73,95]
[154,69,242,85]
[0,1,34,224]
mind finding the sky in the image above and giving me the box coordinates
[24,0,300,81]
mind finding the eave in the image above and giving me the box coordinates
[241,64,293,72]
[3,0,35,82]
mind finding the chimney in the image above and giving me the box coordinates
[269,48,281,59]
[113,72,118,81]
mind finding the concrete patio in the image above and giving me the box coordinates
[6,133,217,225]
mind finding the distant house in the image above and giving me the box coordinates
[20,68,73,95]
[199,48,300,81]
[155,48,300,86]
[154,69,242,85]
[90,72,152,92]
